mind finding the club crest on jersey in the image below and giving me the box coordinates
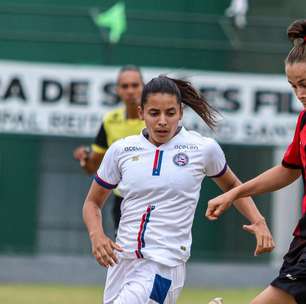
[173,153,189,166]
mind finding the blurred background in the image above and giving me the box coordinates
[0,0,305,303]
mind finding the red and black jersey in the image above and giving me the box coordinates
[282,110,306,237]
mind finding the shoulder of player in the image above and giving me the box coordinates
[109,134,143,153]
[183,129,219,148]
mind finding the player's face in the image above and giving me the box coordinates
[139,93,183,146]
[286,62,306,108]
[117,71,143,107]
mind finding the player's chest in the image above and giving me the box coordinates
[118,148,204,187]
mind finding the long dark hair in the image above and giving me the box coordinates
[286,19,306,64]
[141,75,218,129]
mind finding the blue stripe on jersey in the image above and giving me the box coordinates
[149,274,172,304]
[152,150,164,176]
[135,205,155,259]
[94,175,117,189]
[140,208,152,248]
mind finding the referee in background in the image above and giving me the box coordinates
[73,65,145,232]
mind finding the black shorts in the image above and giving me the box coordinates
[112,195,123,230]
[271,236,306,304]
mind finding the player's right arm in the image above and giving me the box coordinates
[206,111,304,220]
[83,180,123,268]
[206,165,301,220]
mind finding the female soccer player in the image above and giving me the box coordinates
[83,75,274,304]
[206,19,306,304]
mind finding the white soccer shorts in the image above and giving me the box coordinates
[103,258,186,304]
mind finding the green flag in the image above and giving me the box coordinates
[94,2,127,44]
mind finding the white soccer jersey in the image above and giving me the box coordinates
[96,127,227,266]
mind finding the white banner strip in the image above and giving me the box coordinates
[0,60,302,145]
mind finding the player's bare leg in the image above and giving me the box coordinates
[250,285,296,304]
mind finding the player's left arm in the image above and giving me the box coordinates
[211,166,275,256]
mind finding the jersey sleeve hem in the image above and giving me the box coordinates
[282,160,302,169]
[207,163,227,178]
[94,175,118,189]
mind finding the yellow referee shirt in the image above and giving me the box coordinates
[91,107,145,154]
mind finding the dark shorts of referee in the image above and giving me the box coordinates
[112,194,123,231]
[271,236,306,304]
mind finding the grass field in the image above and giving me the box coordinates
[0,284,261,304]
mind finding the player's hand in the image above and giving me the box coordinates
[205,193,234,220]
[243,218,275,256]
[90,232,123,268]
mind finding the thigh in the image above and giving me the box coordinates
[148,263,185,304]
[103,259,129,304]
[251,286,297,304]
[105,260,185,304]
[103,260,151,304]
[270,239,306,304]
[112,276,177,304]
[163,263,185,304]
[112,280,151,304]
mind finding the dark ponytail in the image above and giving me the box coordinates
[286,19,306,64]
[141,75,218,129]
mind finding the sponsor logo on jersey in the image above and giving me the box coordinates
[124,146,144,152]
[174,144,199,150]
[132,155,140,161]
[173,152,189,166]
[286,273,297,281]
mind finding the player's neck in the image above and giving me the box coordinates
[125,106,139,119]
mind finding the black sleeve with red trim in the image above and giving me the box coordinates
[282,111,305,169]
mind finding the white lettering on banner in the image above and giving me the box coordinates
[0,60,302,145]
[0,109,101,137]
